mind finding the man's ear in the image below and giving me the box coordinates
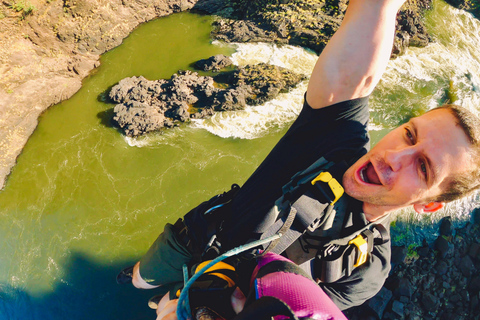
[413,202,444,214]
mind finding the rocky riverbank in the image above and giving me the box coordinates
[0,0,434,188]
[344,210,480,320]
[0,0,198,189]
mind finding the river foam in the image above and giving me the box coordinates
[190,42,317,139]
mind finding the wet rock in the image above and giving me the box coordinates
[392,300,405,317]
[391,246,407,265]
[472,207,480,226]
[468,242,480,259]
[368,287,393,319]
[436,260,449,275]
[109,63,305,136]
[469,276,480,294]
[435,235,453,258]
[394,278,414,299]
[439,217,453,236]
[421,292,440,311]
[195,54,233,71]
[459,255,475,277]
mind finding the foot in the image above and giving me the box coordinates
[116,265,134,284]
[148,294,164,309]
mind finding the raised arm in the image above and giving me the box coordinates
[306,0,407,109]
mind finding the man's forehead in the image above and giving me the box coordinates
[411,109,473,181]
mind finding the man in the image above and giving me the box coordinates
[125,0,480,315]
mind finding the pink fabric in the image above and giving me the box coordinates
[254,252,347,320]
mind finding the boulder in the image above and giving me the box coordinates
[109,63,306,136]
[195,54,233,71]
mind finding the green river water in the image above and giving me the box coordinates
[0,1,479,319]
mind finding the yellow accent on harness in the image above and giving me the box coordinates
[311,171,344,205]
[349,235,368,267]
[194,260,236,287]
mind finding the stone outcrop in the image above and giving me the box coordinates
[345,210,480,320]
[194,54,233,71]
[194,0,432,57]
[109,62,306,136]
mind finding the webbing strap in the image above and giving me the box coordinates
[259,160,347,256]
[323,213,391,247]
[261,207,297,255]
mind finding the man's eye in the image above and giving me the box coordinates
[405,128,414,143]
[420,161,427,177]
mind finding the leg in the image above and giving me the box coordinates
[132,261,160,289]
[132,223,193,289]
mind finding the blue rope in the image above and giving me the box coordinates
[176,234,282,320]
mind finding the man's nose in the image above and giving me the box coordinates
[384,146,417,172]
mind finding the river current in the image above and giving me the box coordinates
[0,1,479,319]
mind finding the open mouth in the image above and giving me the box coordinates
[359,162,382,185]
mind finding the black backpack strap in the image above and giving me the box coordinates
[314,215,391,283]
[258,160,348,256]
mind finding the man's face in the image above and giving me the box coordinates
[343,108,473,217]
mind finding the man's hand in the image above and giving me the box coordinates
[155,288,246,320]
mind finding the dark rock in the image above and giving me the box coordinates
[195,54,233,71]
[391,246,408,265]
[392,300,405,317]
[435,235,453,258]
[421,292,439,311]
[212,19,280,43]
[193,0,230,15]
[439,217,453,236]
[417,245,430,257]
[367,287,393,319]
[393,278,414,299]
[436,260,449,275]
[459,255,475,277]
[472,207,480,225]
[469,276,480,294]
[468,242,480,259]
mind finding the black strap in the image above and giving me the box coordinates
[258,160,348,256]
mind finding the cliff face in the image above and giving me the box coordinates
[0,0,198,189]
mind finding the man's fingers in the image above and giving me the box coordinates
[157,292,171,311]
[156,299,178,320]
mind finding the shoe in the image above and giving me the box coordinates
[116,265,134,284]
[148,294,163,309]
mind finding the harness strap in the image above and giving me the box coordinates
[258,159,348,256]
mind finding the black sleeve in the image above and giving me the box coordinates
[319,240,391,310]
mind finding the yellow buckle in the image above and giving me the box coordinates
[311,172,344,205]
[349,235,368,267]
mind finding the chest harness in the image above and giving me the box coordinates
[180,156,390,286]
